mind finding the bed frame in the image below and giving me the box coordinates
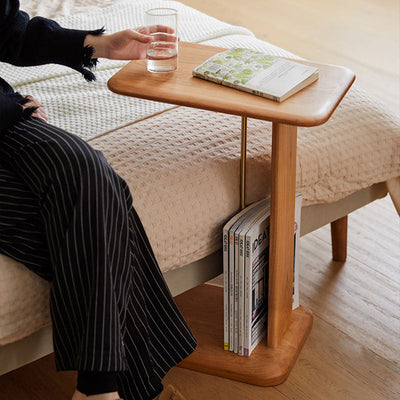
[0,181,388,376]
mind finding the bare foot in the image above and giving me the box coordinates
[72,389,120,400]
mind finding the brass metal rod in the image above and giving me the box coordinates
[240,116,248,210]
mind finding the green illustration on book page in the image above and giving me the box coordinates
[195,48,277,86]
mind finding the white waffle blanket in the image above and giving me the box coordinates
[0,0,399,345]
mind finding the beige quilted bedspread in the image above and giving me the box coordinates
[0,0,399,346]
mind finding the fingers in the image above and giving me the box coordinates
[149,33,178,43]
[131,27,178,46]
[23,95,41,108]
[130,29,153,43]
[34,108,48,122]
[135,25,175,35]
[23,95,48,122]
[149,41,177,50]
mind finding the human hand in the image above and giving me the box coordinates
[22,95,48,122]
[84,25,176,60]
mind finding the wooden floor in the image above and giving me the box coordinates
[1,0,399,399]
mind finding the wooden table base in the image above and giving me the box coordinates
[174,284,313,386]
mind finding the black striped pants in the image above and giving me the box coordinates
[0,118,196,400]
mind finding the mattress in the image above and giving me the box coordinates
[0,0,399,346]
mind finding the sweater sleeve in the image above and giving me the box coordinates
[0,0,104,134]
[0,0,104,80]
[0,91,37,133]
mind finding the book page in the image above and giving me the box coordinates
[246,59,316,97]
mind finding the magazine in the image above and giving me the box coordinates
[243,207,270,356]
[193,48,319,102]
[223,194,303,355]
[230,200,266,352]
[222,199,266,351]
[238,200,271,355]
[233,200,269,354]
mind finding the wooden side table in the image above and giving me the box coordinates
[108,42,355,386]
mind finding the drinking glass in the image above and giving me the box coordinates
[145,8,178,73]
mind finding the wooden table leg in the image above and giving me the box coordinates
[268,123,298,348]
[331,215,348,261]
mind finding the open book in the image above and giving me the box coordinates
[193,48,319,102]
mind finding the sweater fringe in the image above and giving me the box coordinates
[78,27,105,82]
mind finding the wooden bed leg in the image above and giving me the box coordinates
[331,215,348,261]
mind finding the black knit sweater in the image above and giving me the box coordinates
[0,0,103,133]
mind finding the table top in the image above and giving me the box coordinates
[108,42,355,127]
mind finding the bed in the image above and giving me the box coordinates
[1,0,399,376]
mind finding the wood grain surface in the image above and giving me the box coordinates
[108,42,355,127]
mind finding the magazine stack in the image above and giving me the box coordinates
[222,194,302,356]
